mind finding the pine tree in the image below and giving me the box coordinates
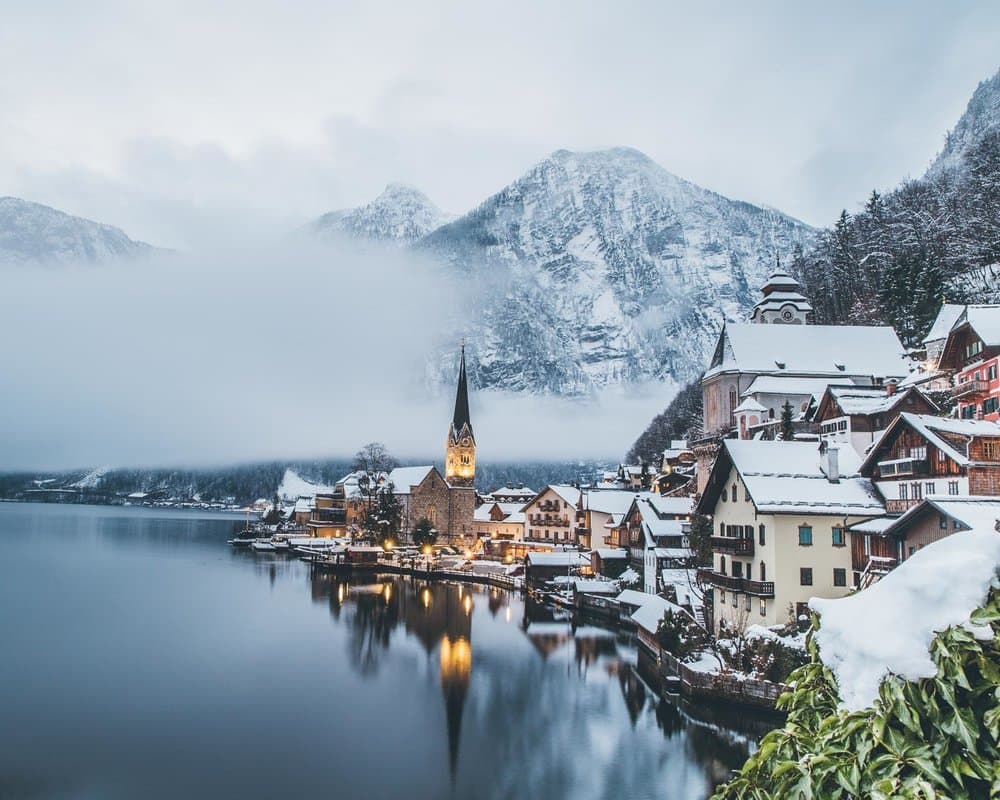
[780,401,794,441]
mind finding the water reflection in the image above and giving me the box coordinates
[0,504,760,800]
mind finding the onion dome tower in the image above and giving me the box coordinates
[750,267,813,324]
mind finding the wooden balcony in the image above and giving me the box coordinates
[710,536,754,556]
[696,569,775,597]
[952,379,989,399]
[885,498,921,514]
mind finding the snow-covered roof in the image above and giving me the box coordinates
[706,323,910,380]
[822,385,919,417]
[923,303,966,343]
[642,517,686,538]
[473,504,497,522]
[615,589,649,607]
[643,494,694,517]
[653,547,691,559]
[525,551,589,567]
[702,440,884,517]
[572,579,618,595]
[848,516,896,535]
[582,489,637,516]
[960,305,1000,347]
[744,375,854,400]
[630,594,686,635]
[491,485,536,498]
[594,547,628,560]
[810,528,1000,711]
[660,568,699,608]
[863,413,1000,471]
[879,495,1000,538]
[386,465,436,494]
[533,484,581,507]
[733,397,767,413]
[760,270,804,294]
[505,511,526,524]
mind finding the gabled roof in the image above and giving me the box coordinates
[877,495,1000,538]
[698,440,884,517]
[582,488,637,517]
[939,305,1000,367]
[643,494,694,517]
[816,385,938,420]
[525,551,590,567]
[705,323,910,380]
[923,303,966,343]
[386,465,437,494]
[743,375,842,399]
[860,413,1000,473]
[526,484,581,508]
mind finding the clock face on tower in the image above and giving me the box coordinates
[781,309,794,321]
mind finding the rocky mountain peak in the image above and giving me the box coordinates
[928,67,1000,177]
[310,183,452,243]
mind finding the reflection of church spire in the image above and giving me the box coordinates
[439,635,471,779]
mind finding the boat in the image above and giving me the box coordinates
[251,540,276,552]
[227,537,256,547]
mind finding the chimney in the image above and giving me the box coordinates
[886,382,897,397]
[825,445,840,482]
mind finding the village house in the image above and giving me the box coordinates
[523,485,581,545]
[621,494,694,595]
[814,384,938,458]
[922,303,966,371]
[523,551,591,590]
[575,488,637,550]
[696,440,885,632]
[937,305,1000,421]
[590,547,629,578]
[871,495,1000,559]
[858,412,1000,514]
[472,501,526,542]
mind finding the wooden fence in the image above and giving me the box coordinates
[656,643,787,711]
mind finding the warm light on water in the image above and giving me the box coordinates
[0,503,756,800]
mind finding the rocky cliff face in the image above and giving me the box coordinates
[310,183,452,243]
[415,147,815,394]
[927,68,1000,178]
[0,197,156,265]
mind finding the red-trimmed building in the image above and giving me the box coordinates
[938,305,1000,421]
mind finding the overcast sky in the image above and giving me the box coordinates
[2,2,999,471]
[1,1,999,250]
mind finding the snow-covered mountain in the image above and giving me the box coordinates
[415,147,815,394]
[310,183,452,243]
[928,67,1000,178]
[0,197,157,265]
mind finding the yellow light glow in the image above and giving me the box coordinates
[383,583,392,603]
[463,594,472,615]
[422,545,432,556]
[464,550,473,558]
[421,588,432,608]
[383,540,395,551]
[337,584,345,603]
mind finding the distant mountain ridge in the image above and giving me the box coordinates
[310,183,452,243]
[0,197,158,265]
[928,68,1000,177]
[311,147,814,395]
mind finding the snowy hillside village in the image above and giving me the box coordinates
[251,269,1000,705]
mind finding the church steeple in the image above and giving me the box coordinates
[446,343,476,487]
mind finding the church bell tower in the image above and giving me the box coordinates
[445,343,476,487]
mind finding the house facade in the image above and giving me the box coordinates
[858,412,1000,514]
[523,485,581,544]
[938,306,1000,422]
[814,384,938,458]
[697,440,884,631]
[472,501,526,542]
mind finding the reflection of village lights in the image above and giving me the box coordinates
[505,607,511,623]
[463,594,472,615]
[383,583,392,603]
[337,584,345,603]
[464,550,473,559]
[439,636,472,681]
[421,588,432,608]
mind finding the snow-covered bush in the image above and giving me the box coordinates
[712,529,1000,799]
[656,608,711,661]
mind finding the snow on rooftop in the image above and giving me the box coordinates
[825,385,911,416]
[872,413,1000,468]
[630,593,687,634]
[810,528,1000,712]
[386,465,435,494]
[594,547,628,559]
[707,323,910,379]
[848,516,896,535]
[583,488,637,516]
[723,440,883,516]
[961,305,1000,347]
[539,484,581,506]
[644,494,694,517]
[525,551,589,567]
[573,579,618,594]
[922,303,966,343]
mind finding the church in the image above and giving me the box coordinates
[389,345,477,545]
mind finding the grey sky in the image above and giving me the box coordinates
[1,1,998,249]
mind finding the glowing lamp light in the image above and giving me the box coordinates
[422,545,432,556]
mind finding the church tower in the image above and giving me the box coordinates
[445,344,476,487]
[750,265,813,324]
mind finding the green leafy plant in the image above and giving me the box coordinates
[712,588,1000,799]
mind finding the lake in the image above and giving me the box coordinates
[0,503,754,800]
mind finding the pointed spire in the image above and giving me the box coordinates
[451,341,473,439]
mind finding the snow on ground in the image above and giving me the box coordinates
[70,466,112,489]
[277,468,333,502]
[810,528,1000,712]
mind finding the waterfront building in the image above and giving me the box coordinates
[472,501,526,542]
[522,485,581,545]
[697,440,885,632]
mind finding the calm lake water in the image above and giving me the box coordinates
[0,503,755,800]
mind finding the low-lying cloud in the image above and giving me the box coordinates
[0,240,672,471]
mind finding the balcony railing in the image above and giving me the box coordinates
[885,498,922,514]
[876,458,929,477]
[710,536,754,556]
[952,379,989,399]
[696,569,775,597]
